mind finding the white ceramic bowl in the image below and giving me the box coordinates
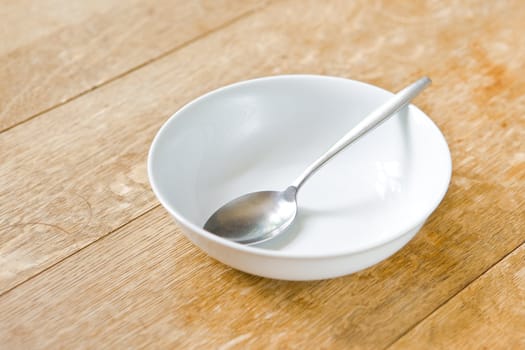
[148,75,451,280]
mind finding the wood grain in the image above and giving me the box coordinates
[1,0,525,347]
[390,244,525,349]
[0,0,265,131]
[0,0,115,55]
[1,204,523,348]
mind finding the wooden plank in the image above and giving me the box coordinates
[389,244,525,349]
[1,0,525,347]
[0,0,265,131]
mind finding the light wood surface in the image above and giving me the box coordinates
[391,244,525,349]
[0,0,264,131]
[1,0,524,348]
[0,0,268,294]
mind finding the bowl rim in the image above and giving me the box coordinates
[148,74,452,259]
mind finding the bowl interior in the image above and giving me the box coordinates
[149,76,451,255]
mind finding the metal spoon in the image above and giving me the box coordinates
[204,77,431,245]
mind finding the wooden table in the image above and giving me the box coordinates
[1,1,524,348]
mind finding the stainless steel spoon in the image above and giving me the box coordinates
[204,77,431,245]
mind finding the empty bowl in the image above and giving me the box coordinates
[148,75,451,280]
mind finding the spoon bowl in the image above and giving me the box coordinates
[204,186,297,244]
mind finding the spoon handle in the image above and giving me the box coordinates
[291,76,431,190]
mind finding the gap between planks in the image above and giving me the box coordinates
[384,237,525,349]
[0,4,268,136]
[0,204,159,298]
